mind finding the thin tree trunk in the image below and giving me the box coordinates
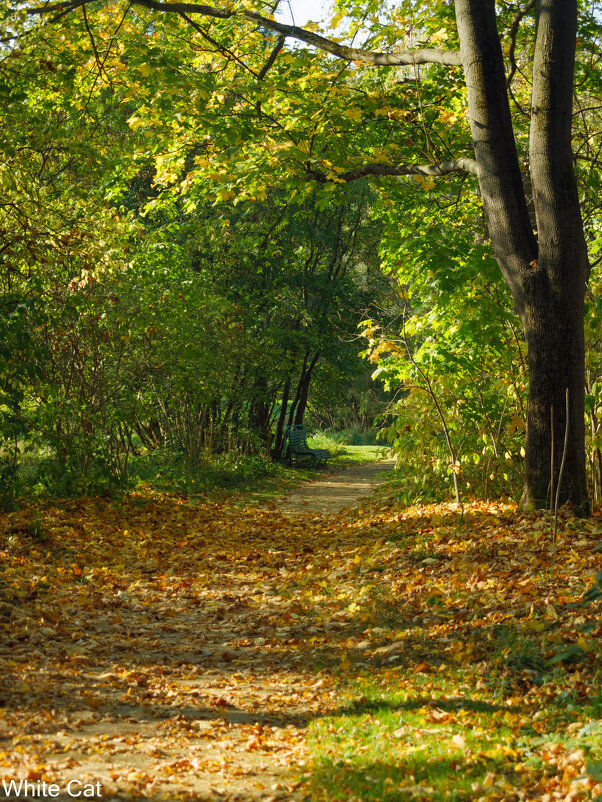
[294,351,320,425]
[288,353,308,426]
[273,377,291,457]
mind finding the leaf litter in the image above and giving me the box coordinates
[0,490,600,801]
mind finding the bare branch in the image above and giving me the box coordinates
[256,34,285,117]
[27,0,463,67]
[306,158,478,183]
[257,34,285,81]
[177,11,258,77]
[22,0,90,25]
[82,4,107,80]
[506,0,535,116]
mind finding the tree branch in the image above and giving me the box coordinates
[506,0,535,116]
[306,158,478,183]
[177,11,258,77]
[257,34,285,81]
[27,0,463,67]
[506,0,535,84]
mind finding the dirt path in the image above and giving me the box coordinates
[0,459,395,802]
[275,458,395,515]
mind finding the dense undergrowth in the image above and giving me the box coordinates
[0,431,382,509]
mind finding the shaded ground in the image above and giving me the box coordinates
[1,482,600,802]
[0,459,395,802]
[275,458,395,515]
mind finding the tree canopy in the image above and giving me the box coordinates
[1,0,601,507]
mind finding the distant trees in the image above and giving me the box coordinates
[0,35,385,492]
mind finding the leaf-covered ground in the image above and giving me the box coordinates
[0,489,601,801]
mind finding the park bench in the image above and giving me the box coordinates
[282,425,330,468]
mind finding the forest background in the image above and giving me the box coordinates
[0,0,601,508]
[1,2,602,801]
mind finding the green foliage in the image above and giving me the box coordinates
[361,188,528,503]
[3,0,601,506]
[130,448,275,494]
[0,455,21,512]
[312,428,381,447]
[0,51,386,498]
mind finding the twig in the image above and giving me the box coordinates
[553,388,570,544]
[506,0,535,117]
[400,302,461,505]
[82,4,106,80]
[177,11,258,76]
[549,403,554,538]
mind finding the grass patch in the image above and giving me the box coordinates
[308,669,602,801]
[328,444,389,466]
[308,673,522,801]
[303,501,602,801]
[304,434,388,466]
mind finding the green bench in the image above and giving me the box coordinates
[282,425,330,468]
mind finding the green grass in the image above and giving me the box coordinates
[327,444,390,465]
[305,435,389,466]
[306,672,556,801]
[305,650,602,801]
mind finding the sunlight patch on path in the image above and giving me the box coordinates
[276,459,395,515]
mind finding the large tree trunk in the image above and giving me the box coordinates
[522,0,589,512]
[455,0,590,513]
[520,271,587,510]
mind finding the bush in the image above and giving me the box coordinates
[0,455,20,511]
[129,449,274,493]
[32,448,129,498]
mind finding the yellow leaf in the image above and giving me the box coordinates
[452,733,466,749]
[439,110,459,124]
[127,116,145,131]
[413,175,436,190]
[346,107,362,122]
[431,27,449,45]
[139,63,151,77]
[483,771,498,787]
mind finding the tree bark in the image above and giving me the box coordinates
[520,275,587,510]
[273,376,290,458]
[455,0,589,513]
[287,352,308,427]
[521,0,589,512]
[294,351,320,425]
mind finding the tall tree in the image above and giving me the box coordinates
[20,0,600,511]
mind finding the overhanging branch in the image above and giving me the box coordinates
[307,158,478,183]
[27,0,463,67]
